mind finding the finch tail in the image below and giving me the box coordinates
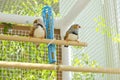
[64,45,68,47]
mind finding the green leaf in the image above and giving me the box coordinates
[53,0,59,3]
[95,27,99,32]
[3,26,8,33]
[112,37,120,42]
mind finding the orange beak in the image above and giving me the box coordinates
[78,26,81,28]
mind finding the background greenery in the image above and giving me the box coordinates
[0,0,59,79]
[1,0,60,17]
[0,0,106,80]
[0,40,57,80]
[94,16,120,43]
[72,47,103,80]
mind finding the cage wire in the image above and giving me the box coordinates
[0,0,120,80]
[116,0,120,33]
[71,0,120,80]
[0,0,59,17]
[0,27,62,80]
[0,0,61,79]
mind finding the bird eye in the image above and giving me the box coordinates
[34,20,37,23]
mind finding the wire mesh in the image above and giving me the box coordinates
[0,27,62,80]
[70,0,120,80]
[0,0,120,80]
[116,0,120,33]
[0,0,59,17]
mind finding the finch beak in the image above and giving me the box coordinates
[78,26,81,28]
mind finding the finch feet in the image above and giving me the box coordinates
[39,37,44,40]
[29,37,32,39]
[76,40,80,43]
[64,39,69,47]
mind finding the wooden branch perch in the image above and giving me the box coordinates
[0,61,120,74]
[0,35,87,46]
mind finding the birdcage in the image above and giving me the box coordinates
[0,0,120,80]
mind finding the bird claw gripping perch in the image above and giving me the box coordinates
[42,6,57,64]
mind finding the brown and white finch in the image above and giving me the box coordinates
[29,19,46,47]
[64,24,81,47]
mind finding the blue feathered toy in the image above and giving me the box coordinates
[42,6,57,64]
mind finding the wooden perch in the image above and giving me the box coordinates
[0,61,120,74]
[0,35,87,46]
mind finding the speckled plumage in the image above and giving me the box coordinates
[29,19,46,47]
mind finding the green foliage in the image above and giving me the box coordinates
[0,0,60,79]
[3,0,60,17]
[0,40,56,79]
[112,34,120,42]
[72,47,103,80]
[1,22,13,34]
[94,16,120,43]
[94,16,113,37]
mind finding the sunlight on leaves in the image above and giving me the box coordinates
[0,40,56,79]
[53,0,59,3]
[44,0,52,5]
[112,34,120,42]
[2,0,60,17]
[94,16,120,43]
[95,27,99,32]
[72,52,103,80]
